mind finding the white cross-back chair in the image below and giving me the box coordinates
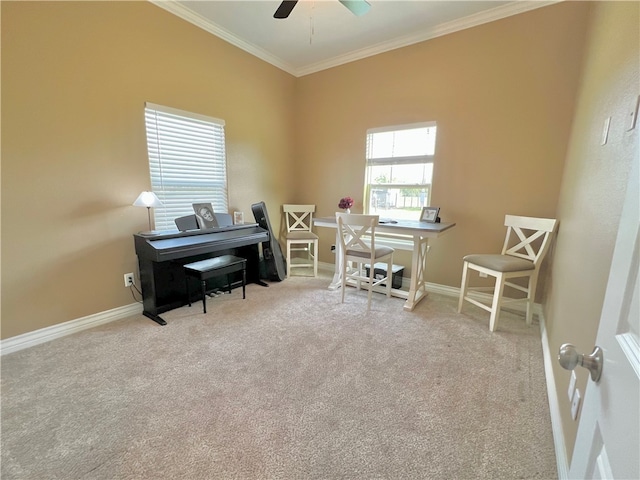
[458,215,558,332]
[336,213,395,309]
[283,204,318,277]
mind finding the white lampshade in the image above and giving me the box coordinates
[133,191,163,208]
[133,191,163,231]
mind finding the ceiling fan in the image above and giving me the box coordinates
[274,0,371,19]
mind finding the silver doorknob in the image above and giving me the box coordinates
[558,343,603,382]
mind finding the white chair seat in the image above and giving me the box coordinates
[346,246,394,259]
[463,254,534,272]
[458,215,558,332]
[286,231,319,241]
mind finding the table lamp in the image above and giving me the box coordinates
[133,191,163,231]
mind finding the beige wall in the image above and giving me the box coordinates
[0,1,596,346]
[543,1,639,463]
[294,2,590,286]
[1,2,296,338]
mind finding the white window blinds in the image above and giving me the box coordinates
[144,102,228,231]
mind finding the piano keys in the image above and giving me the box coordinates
[134,223,269,325]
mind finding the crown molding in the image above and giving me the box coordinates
[149,0,299,76]
[150,0,561,78]
[297,0,561,76]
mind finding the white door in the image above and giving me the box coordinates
[568,157,639,479]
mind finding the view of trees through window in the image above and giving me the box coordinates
[364,123,437,220]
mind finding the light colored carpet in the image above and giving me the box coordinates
[1,273,557,479]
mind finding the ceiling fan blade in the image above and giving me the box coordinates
[339,0,371,16]
[274,0,298,19]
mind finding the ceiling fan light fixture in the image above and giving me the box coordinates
[339,0,371,16]
[274,0,298,19]
[273,0,370,19]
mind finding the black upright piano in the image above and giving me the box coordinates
[134,223,269,325]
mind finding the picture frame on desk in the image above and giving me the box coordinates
[420,206,440,223]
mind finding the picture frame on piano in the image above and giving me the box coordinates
[193,203,218,229]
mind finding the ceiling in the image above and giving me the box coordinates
[151,0,558,77]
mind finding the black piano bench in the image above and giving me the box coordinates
[184,255,247,313]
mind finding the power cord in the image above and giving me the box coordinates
[129,282,143,304]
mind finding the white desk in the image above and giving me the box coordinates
[313,216,456,311]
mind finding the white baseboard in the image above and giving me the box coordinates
[1,303,143,356]
[539,311,570,479]
[3,266,542,356]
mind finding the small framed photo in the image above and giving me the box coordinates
[420,206,440,223]
[193,203,218,229]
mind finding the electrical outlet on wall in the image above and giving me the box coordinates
[571,388,582,420]
[124,273,135,287]
[568,371,577,401]
[601,116,611,145]
[627,95,640,131]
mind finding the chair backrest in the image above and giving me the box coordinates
[336,213,379,257]
[283,204,315,233]
[501,215,558,266]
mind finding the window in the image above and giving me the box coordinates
[364,122,437,220]
[144,102,228,231]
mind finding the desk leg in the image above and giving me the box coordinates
[403,235,431,311]
[328,229,342,290]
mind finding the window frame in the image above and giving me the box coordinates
[364,121,437,220]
